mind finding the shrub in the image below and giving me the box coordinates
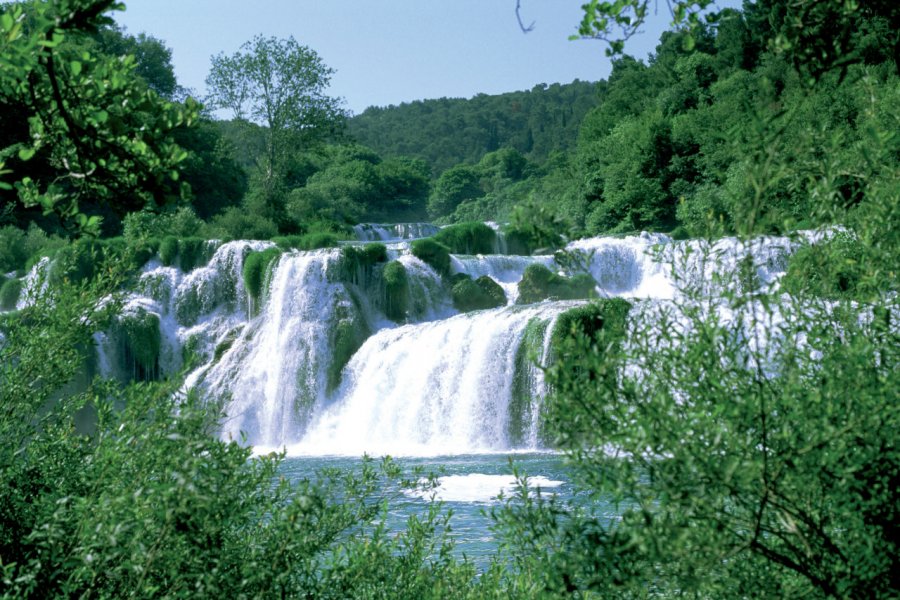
[432,222,497,254]
[781,232,869,300]
[159,237,213,271]
[382,261,409,322]
[451,274,506,312]
[517,264,597,304]
[410,238,451,276]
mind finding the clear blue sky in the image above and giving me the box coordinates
[114,1,734,116]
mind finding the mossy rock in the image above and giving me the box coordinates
[517,264,597,304]
[159,237,213,271]
[781,233,869,300]
[339,244,388,286]
[0,277,22,311]
[117,308,162,381]
[451,274,506,312]
[510,317,550,446]
[328,303,369,393]
[410,238,451,276]
[242,247,282,310]
[382,260,409,322]
[432,222,497,254]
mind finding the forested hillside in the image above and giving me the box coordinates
[348,80,599,173]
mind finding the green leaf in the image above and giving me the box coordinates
[18,146,36,161]
[70,60,82,76]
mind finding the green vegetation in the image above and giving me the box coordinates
[115,308,162,381]
[432,222,497,254]
[509,317,549,446]
[450,274,506,312]
[242,247,282,310]
[410,238,452,276]
[0,277,22,310]
[350,80,599,173]
[0,0,897,597]
[517,264,597,304]
[338,243,388,286]
[781,232,870,300]
[381,260,409,322]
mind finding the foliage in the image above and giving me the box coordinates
[0,271,488,598]
[204,205,279,240]
[0,0,198,235]
[206,35,344,193]
[410,238,452,277]
[780,232,871,300]
[450,274,506,312]
[349,80,600,173]
[427,164,483,219]
[503,201,566,255]
[517,264,597,304]
[0,224,66,274]
[432,222,497,255]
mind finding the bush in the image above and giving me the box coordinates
[432,222,497,254]
[159,237,213,271]
[517,264,597,304]
[382,261,409,322]
[242,247,282,309]
[451,274,506,312]
[205,206,279,240]
[410,238,451,276]
[781,232,869,300]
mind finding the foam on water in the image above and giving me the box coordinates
[405,473,564,503]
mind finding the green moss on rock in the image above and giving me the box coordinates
[382,260,409,322]
[242,247,282,310]
[328,302,369,393]
[0,277,22,311]
[517,264,597,304]
[451,274,506,312]
[509,316,549,446]
[432,222,497,254]
[410,238,451,276]
[339,243,388,286]
[117,308,161,381]
[159,237,213,271]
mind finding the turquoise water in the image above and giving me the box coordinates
[279,453,574,566]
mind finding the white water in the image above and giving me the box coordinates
[66,224,816,457]
[286,303,571,457]
[405,473,564,503]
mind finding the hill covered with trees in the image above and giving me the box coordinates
[348,80,600,174]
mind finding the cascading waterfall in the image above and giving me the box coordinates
[70,223,817,456]
[354,222,440,241]
[292,303,572,457]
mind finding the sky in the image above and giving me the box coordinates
[114,1,728,116]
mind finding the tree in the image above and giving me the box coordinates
[205,35,345,183]
[0,0,197,235]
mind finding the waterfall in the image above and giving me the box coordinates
[290,303,573,457]
[354,222,440,241]
[81,225,816,456]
